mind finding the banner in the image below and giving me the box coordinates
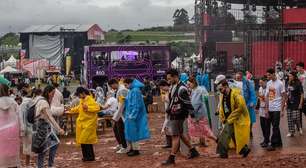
[66,56,71,75]
[19,49,26,69]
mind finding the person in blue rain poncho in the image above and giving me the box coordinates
[196,73,210,92]
[123,78,150,157]
[233,72,257,137]
[180,73,189,84]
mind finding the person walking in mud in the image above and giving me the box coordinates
[161,69,200,166]
[215,75,251,158]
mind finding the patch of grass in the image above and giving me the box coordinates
[105,31,194,43]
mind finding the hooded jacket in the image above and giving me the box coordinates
[218,88,250,154]
[70,95,101,144]
[124,79,150,142]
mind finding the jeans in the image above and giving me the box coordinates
[216,123,235,156]
[268,111,282,147]
[260,117,270,144]
[113,118,127,148]
[37,144,58,168]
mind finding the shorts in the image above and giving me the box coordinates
[167,119,187,136]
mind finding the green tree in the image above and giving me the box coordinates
[0,33,19,46]
[169,42,196,61]
[173,8,190,26]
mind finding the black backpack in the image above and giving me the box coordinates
[26,98,44,124]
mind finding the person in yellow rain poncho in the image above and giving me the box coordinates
[214,75,251,159]
[69,87,101,162]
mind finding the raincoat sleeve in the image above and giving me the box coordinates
[70,104,80,113]
[18,105,25,134]
[127,90,142,120]
[191,88,203,117]
[43,107,61,132]
[85,97,101,113]
[248,80,257,106]
[51,105,65,117]
[226,94,244,124]
[219,96,225,123]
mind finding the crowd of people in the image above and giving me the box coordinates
[0,61,305,167]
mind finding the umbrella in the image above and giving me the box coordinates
[0,75,11,86]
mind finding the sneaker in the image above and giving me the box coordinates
[299,129,303,135]
[116,148,128,154]
[127,150,140,157]
[242,148,251,158]
[111,145,121,150]
[260,142,268,148]
[188,148,200,159]
[287,133,294,137]
[161,155,175,166]
[219,154,228,159]
[162,145,172,149]
[266,145,275,151]
[127,149,134,155]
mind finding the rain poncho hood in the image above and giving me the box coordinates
[130,79,144,89]
[180,73,189,84]
[124,79,150,142]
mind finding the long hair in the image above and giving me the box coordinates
[75,87,90,97]
[289,71,301,86]
[0,84,9,97]
[42,85,55,104]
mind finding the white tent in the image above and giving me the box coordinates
[0,66,18,74]
[5,55,17,67]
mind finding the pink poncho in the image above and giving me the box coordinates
[0,97,20,167]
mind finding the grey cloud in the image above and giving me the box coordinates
[0,0,193,35]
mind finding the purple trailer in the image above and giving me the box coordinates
[83,45,170,87]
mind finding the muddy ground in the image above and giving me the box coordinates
[22,112,306,168]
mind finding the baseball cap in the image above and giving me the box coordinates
[214,75,226,85]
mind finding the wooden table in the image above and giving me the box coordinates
[64,111,78,135]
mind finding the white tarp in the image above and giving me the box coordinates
[0,66,17,74]
[29,35,63,67]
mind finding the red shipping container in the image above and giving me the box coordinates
[283,8,306,24]
[284,41,306,66]
[252,41,280,77]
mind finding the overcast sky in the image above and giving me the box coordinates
[0,0,194,35]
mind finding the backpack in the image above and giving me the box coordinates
[26,98,44,124]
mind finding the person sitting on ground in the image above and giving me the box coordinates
[97,92,118,117]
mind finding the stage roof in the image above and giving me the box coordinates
[21,24,101,33]
[226,0,306,6]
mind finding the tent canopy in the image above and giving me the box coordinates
[6,56,17,63]
[0,66,18,74]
